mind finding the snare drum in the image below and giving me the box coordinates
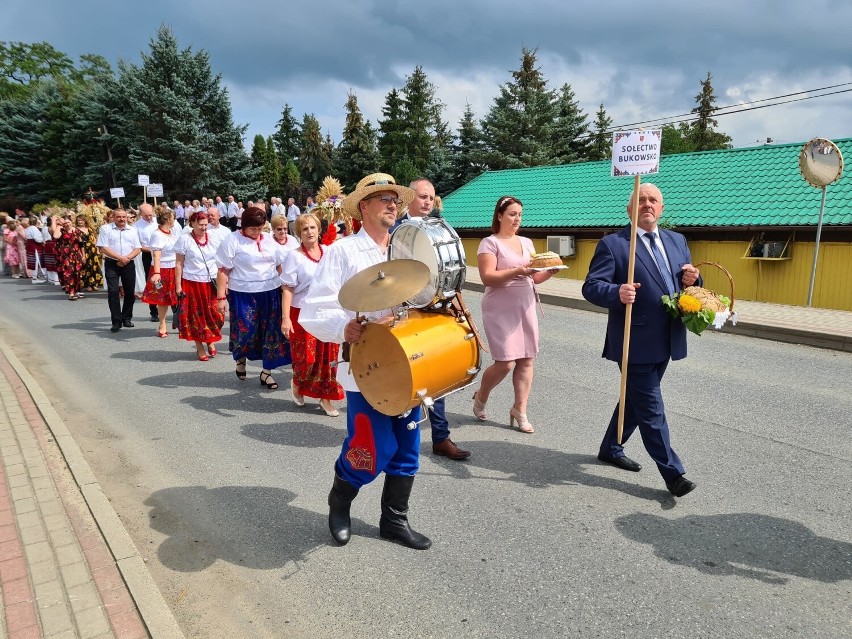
[350,310,480,416]
[389,217,466,308]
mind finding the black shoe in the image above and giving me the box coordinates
[378,475,431,550]
[122,320,135,328]
[149,315,159,322]
[328,473,359,545]
[110,324,121,333]
[598,453,642,472]
[666,475,697,497]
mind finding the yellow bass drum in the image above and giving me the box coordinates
[350,310,480,416]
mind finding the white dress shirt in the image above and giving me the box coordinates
[299,229,393,392]
[215,231,284,293]
[96,223,141,259]
[133,218,158,249]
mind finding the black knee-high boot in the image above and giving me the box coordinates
[328,472,359,545]
[378,474,431,550]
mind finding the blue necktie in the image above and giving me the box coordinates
[646,232,676,295]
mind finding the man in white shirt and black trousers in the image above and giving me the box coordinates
[97,209,142,332]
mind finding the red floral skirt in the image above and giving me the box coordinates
[289,306,344,400]
[141,267,178,305]
[177,279,223,344]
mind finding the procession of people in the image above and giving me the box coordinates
[2,168,703,551]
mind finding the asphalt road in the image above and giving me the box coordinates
[1,276,850,639]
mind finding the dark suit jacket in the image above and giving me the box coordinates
[582,224,699,364]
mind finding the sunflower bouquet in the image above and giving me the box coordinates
[662,285,737,336]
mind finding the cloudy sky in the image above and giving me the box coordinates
[4,0,851,151]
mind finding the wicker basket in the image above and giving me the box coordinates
[688,261,735,313]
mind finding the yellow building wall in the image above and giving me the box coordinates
[460,237,852,311]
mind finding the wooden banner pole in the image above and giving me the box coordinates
[616,174,641,444]
[142,185,147,204]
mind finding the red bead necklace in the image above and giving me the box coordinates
[301,243,323,263]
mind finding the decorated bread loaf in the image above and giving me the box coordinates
[529,251,563,268]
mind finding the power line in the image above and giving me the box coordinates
[609,81,852,131]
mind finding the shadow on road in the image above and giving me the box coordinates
[242,421,344,449]
[615,512,852,584]
[112,349,200,363]
[422,439,675,506]
[144,485,374,572]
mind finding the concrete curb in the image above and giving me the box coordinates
[463,282,852,353]
[0,342,185,639]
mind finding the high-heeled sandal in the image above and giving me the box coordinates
[208,345,217,358]
[291,380,305,406]
[320,399,340,417]
[158,330,168,338]
[472,391,487,421]
[509,407,534,434]
[235,358,247,380]
[260,370,278,389]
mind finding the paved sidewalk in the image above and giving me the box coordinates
[0,345,182,638]
[464,269,852,352]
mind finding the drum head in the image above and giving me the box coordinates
[389,218,466,308]
[350,322,415,416]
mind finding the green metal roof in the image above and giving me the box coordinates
[442,138,852,229]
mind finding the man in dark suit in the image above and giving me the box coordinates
[582,183,701,497]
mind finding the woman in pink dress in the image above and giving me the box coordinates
[3,220,22,277]
[471,196,557,434]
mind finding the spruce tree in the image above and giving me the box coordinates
[265,136,282,198]
[689,71,732,151]
[480,48,557,169]
[587,103,614,161]
[250,134,280,199]
[335,90,380,190]
[297,113,332,191]
[106,25,261,199]
[551,83,590,164]
[448,103,486,192]
[400,66,446,175]
[0,83,53,204]
[377,88,406,174]
[272,103,301,164]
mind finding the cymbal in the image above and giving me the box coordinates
[338,259,431,312]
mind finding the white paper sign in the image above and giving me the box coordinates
[611,130,662,176]
[137,174,150,186]
[110,187,125,199]
[146,183,164,197]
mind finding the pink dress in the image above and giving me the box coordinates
[477,235,539,361]
[3,229,20,265]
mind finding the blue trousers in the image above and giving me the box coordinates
[336,392,422,489]
[599,361,685,481]
[426,397,450,444]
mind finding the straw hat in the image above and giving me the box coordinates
[343,173,415,221]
